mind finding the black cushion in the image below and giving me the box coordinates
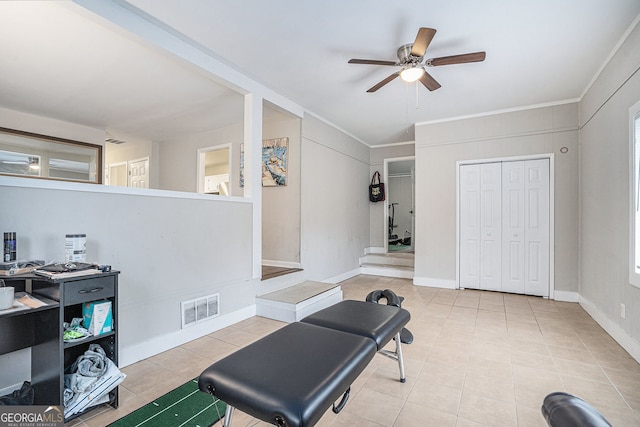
[198,322,376,427]
[541,392,611,427]
[301,300,410,349]
[365,289,401,307]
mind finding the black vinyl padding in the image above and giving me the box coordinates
[300,300,410,349]
[198,322,376,427]
[541,392,611,427]
[365,289,401,307]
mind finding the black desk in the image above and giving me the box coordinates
[1,270,119,417]
[0,291,60,405]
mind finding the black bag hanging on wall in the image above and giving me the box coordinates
[369,171,385,202]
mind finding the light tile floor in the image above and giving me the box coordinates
[69,275,640,426]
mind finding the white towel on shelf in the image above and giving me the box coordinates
[64,357,126,417]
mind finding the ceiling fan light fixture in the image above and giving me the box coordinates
[400,66,424,82]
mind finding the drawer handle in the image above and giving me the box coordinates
[78,287,104,294]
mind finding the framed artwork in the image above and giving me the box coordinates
[240,144,244,187]
[240,137,289,187]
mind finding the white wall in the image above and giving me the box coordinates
[414,103,580,291]
[0,180,256,365]
[0,110,257,381]
[157,122,244,196]
[0,107,105,149]
[262,114,302,266]
[578,20,640,360]
[301,115,371,281]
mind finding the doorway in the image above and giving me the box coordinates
[458,156,553,297]
[197,145,231,195]
[384,157,415,253]
[106,157,149,188]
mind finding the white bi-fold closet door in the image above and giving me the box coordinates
[459,159,550,297]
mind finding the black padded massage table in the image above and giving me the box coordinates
[541,392,611,426]
[198,296,411,427]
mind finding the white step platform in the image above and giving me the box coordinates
[360,263,414,279]
[256,281,343,323]
[359,252,414,279]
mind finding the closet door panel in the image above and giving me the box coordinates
[459,159,550,296]
[524,159,550,296]
[479,163,502,291]
[501,162,525,293]
[459,165,481,288]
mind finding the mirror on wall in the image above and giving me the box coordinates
[386,158,415,253]
[0,127,102,184]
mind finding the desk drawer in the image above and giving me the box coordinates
[64,276,115,306]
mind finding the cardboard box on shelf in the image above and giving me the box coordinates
[82,300,113,335]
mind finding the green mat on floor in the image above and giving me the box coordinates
[108,378,226,427]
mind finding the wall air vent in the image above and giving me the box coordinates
[105,138,126,144]
[181,293,220,328]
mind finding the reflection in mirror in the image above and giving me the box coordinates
[0,127,102,183]
[386,158,415,253]
[0,150,40,176]
[198,145,230,196]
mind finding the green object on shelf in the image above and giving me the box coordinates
[63,330,86,341]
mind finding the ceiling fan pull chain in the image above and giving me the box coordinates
[405,82,411,120]
[416,81,420,110]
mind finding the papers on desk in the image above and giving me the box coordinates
[34,268,102,280]
[18,294,46,308]
[34,262,102,279]
[0,260,45,276]
[0,294,49,314]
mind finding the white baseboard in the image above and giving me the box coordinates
[365,247,386,255]
[360,265,414,279]
[262,260,301,269]
[554,290,579,302]
[324,268,361,284]
[579,295,640,364]
[413,277,457,289]
[119,305,256,368]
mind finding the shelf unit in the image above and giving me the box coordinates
[0,291,59,405]
[31,270,119,420]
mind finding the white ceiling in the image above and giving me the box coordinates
[1,1,640,146]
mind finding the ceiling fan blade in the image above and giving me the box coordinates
[367,72,400,92]
[410,27,436,57]
[348,59,397,66]
[419,71,441,91]
[428,51,486,66]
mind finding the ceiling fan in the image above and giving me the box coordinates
[348,27,486,93]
